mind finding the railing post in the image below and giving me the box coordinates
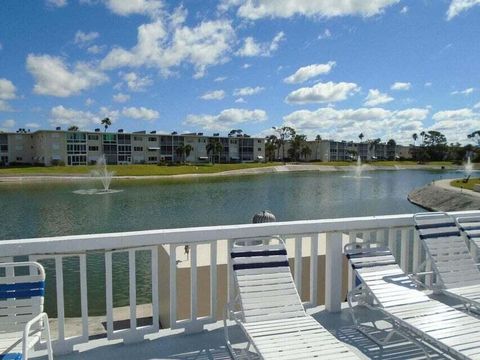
[325,232,342,313]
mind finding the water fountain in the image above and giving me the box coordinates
[342,155,371,179]
[465,156,473,178]
[74,155,123,195]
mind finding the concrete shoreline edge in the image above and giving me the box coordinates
[0,163,466,183]
[408,178,480,212]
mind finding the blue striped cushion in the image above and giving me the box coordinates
[0,281,45,300]
[0,354,22,360]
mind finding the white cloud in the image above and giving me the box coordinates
[74,31,99,46]
[200,90,225,100]
[391,82,411,91]
[214,76,227,82]
[122,106,159,121]
[85,98,95,106]
[282,107,429,143]
[113,93,130,103]
[242,63,251,69]
[447,0,480,20]
[222,0,400,20]
[451,87,474,95]
[318,29,331,40]
[400,6,408,14]
[236,31,285,57]
[283,61,335,84]
[87,45,106,54]
[431,108,480,143]
[0,78,16,100]
[26,54,108,97]
[425,82,432,87]
[121,72,152,92]
[46,0,67,7]
[0,101,11,112]
[474,101,480,109]
[364,89,394,107]
[233,86,264,97]
[235,97,246,103]
[2,119,15,128]
[285,81,359,104]
[101,13,235,78]
[25,122,40,129]
[184,108,267,131]
[104,0,163,17]
[49,105,118,129]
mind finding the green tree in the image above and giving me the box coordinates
[68,125,79,132]
[300,145,312,160]
[287,134,307,161]
[468,130,480,146]
[272,126,296,162]
[184,144,193,160]
[265,135,278,162]
[412,133,418,146]
[358,133,364,142]
[101,117,111,132]
[206,140,223,164]
[423,130,448,161]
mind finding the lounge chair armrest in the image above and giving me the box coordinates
[23,312,53,360]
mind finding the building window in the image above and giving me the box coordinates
[134,146,143,151]
[88,146,99,151]
[133,136,143,141]
[148,156,157,161]
[258,148,261,151]
[88,134,99,141]
[258,140,262,143]
[16,157,22,161]
[0,145,7,152]
[148,137,156,142]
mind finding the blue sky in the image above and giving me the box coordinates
[1,0,480,144]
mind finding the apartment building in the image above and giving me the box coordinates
[0,130,266,166]
[276,139,411,162]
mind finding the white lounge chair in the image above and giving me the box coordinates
[456,215,480,260]
[345,242,480,359]
[414,212,480,312]
[0,262,53,360]
[224,237,359,359]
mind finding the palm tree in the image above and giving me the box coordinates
[420,131,426,144]
[272,126,296,162]
[358,133,364,142]
[68,125,79,132]
[300,145,312,160]
[101,117,111,132]
[412,133,418,146]
[315,135,322,160]
[175,145,185,163]
[206,140,223,164]
[184,144,193,162]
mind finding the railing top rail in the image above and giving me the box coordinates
[1,210,479,257]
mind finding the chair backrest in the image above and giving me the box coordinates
[230,237,305,323]
[0,262,45,333]
[414,212,480,289]
[345,243,430,308]
[456,215,480,249]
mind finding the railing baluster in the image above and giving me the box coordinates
[388,228,396,256]
[294,236,302,296]
[412,232,422,274]
[105,251,114,338]
[309,234,319,306]
[210,241,217,320]
[227,239,235,308]
[190,244,198,322]
[325,232,342,312]
[169,245,177,328]
[79,254,89,341]
[400,228,410,272]
[348,232,356,291]
[128,249,137,331]
[55,256,65,345]
[151,248,159,332]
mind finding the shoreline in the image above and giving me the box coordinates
[0,163,467,183]
[408,178,480,211]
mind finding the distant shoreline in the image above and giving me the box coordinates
[0,163,468,183]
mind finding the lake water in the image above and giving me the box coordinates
[0,169,463,316]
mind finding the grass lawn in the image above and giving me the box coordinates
[0,162,284,176]
[450,178,480,191]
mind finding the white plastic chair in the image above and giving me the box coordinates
[0,262,53,360]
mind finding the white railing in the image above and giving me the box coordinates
[1,210,479,355]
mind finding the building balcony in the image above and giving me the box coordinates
[1,210,479,360]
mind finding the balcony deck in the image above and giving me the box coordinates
[30,298,460,360]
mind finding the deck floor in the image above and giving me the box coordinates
[31,299,460,360]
